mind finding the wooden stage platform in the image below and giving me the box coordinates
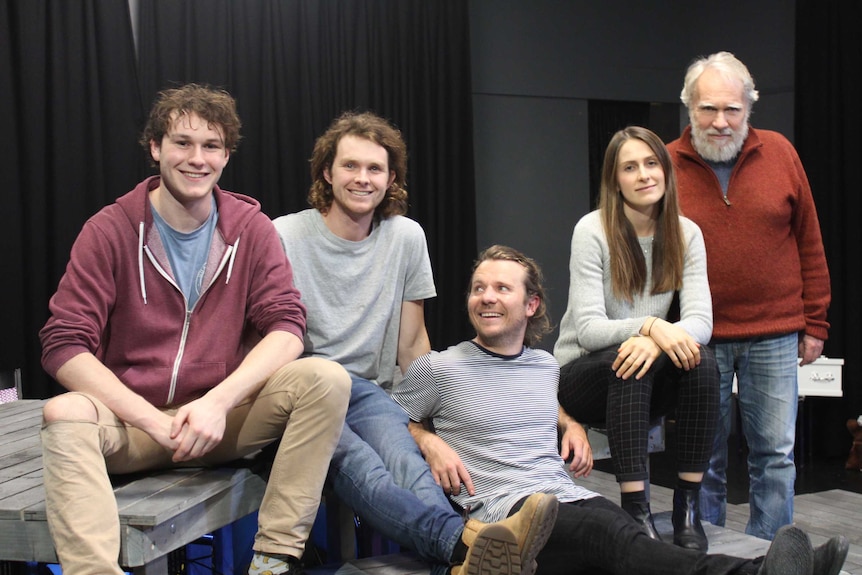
[1,399,856,573]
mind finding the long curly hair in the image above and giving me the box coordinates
[308,111,408,219]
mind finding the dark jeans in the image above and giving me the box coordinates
[509,496,760,575]
[559,346,720,483]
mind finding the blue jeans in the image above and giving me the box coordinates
[700,333,798,540]
[329,377,462,572]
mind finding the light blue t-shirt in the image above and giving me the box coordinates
[272,209,436,389]
[151,197,218,310]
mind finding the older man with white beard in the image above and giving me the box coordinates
[666,51,831,541]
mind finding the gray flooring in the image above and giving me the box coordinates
[580,469,859,573]
[312,469,860,574]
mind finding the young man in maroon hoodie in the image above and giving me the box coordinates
[38,83,350,575]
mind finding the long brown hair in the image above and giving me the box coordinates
[598,126,685,302]
[308,111,408,220]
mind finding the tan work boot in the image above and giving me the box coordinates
[499,493,559,575]
[459,493,558,575]
[453,520,520,575]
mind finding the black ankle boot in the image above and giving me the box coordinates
[672,487,708,552]
[622,499,661,541]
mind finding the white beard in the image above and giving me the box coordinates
[690,117,749,162]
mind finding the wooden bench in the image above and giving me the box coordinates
[0,399,268,574]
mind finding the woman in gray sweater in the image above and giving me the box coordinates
[554,126,718,553]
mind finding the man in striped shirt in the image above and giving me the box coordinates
[393,245,847,575]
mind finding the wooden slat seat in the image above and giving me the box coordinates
[0,400,267,574]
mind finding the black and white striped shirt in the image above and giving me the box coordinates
[394,341,598,522]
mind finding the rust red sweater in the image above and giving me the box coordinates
[667,127,830,341]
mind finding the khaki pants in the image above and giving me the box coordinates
[40,357,350,575]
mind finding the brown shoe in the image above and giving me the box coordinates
[497,493,559,575]
[453,520,520,575]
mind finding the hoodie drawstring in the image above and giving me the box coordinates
[225,236,239,285]
[138,221,238,298]
[138,221,148,304]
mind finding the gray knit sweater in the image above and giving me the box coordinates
[554,210,713,366]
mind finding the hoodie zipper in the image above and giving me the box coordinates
[143,243,237,405]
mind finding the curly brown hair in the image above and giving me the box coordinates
[308,111,408,219]
[139,83,242,165]
[470,245,553,347]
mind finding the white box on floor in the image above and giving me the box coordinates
[732,356,844,398]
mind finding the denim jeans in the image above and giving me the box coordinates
[700,333,798,540]
[329,377,462,572]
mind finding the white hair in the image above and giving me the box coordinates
[680,51,760,109]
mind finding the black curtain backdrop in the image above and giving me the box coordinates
[795,1,862,457]
[136,0,477,364]
[3,0,477,398]
[0,1,144,398]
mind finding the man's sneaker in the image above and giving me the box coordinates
[454,521,520,575]
[498,493,559,575]
[248,551,304,575]
[757,525,813,575]
[814,535,849,575]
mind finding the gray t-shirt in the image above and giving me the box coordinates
[272,209,436,388]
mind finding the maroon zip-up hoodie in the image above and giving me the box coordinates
[40,176,306,407]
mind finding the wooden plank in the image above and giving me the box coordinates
[0,432,41,457]
[0,517,54,563]
[0,447,43,480]
[0,402,67,562]
[119,470,266,567]
[22,518,57,564]
[841,548,862,575]
[11,482,47,521]
[0,400,45,419]
[0,405,44,443]
[0,469,42,502]
[793,490,862,545]
[115,467,262,527]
